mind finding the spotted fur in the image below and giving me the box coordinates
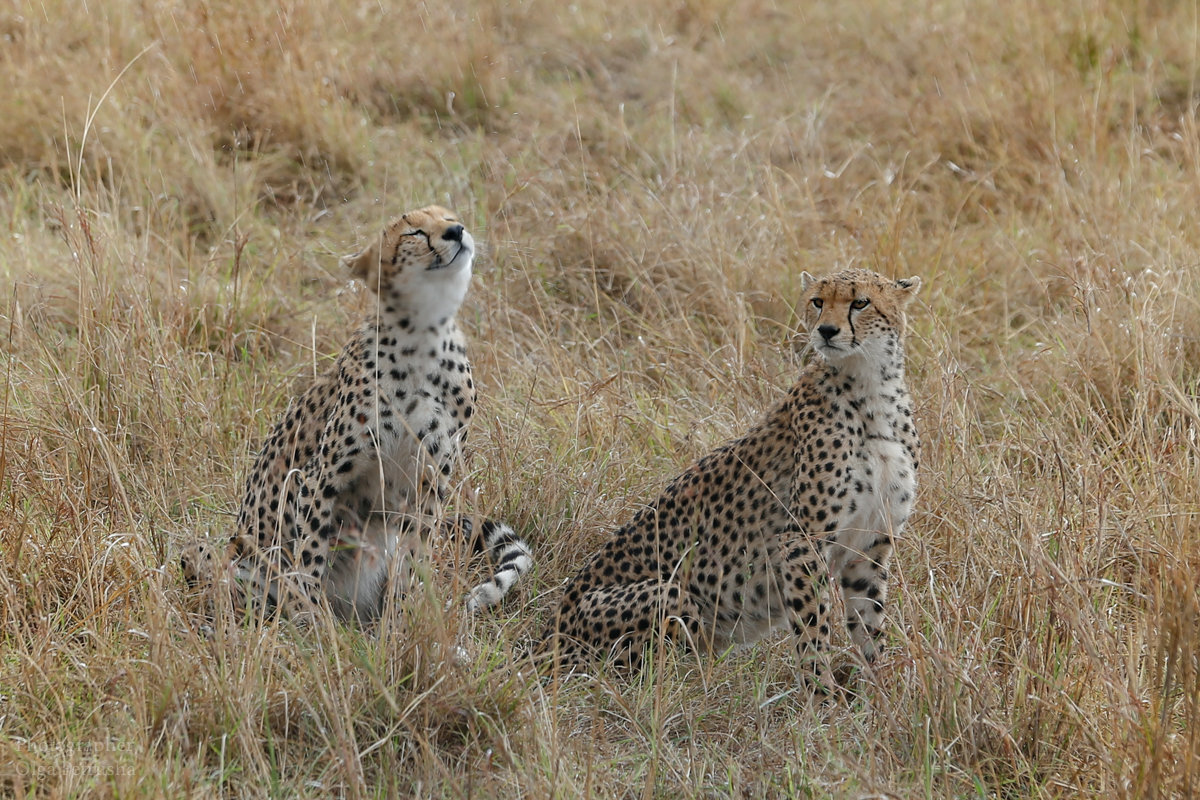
[542,268,921,689]
[181,206,532,622]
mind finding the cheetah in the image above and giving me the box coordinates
[541,268,921,689]
[181,206,533,623]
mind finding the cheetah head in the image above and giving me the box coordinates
[344,205,475,315]
[800,268,921,363]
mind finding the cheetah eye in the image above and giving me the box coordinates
[810,298,823,309]
[401,229,434,251]
[851,298,870,310]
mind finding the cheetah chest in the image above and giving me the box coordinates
[829,410,916,569]
[372,382,463,509]
[857,434,915,530]
[346,333,472,519]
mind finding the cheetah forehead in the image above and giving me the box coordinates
[391,205,460,234]
[801,268,921,304]
[367,205,466,254]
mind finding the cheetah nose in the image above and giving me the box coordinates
[442,224,465,242]
[817,324,839,341]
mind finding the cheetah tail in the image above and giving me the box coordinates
[447,517,534,612]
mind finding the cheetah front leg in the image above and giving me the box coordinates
[180,538,241,615]
[280,407,388,621]
[839,534,893,666]
[277,471,347,622]
[781,543,835,695]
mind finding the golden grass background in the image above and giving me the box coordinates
[2,0,1199,796]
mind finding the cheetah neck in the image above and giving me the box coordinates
[821,336,907,395]
[819,339,911,433]
[359,310,460,360]
[376,265,472,331]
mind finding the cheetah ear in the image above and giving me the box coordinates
[894,276,922,301]
[800,271,816,290]
[343,242,381,286]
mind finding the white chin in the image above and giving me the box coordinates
[444,245,474,271]
[815,343,856,362]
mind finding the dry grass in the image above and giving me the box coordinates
[2,0,1199,796]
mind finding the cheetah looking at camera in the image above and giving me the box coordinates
[542,268,921,689]
[181,206,532,623]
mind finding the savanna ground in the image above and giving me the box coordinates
[1,0,1199,796]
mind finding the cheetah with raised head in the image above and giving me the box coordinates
[181,206,533,623]
[542,268,921,688]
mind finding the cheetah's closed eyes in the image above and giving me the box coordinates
[181,206,532,623]
[542,268,921,690]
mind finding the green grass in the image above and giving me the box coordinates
[2,0,1200,796]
